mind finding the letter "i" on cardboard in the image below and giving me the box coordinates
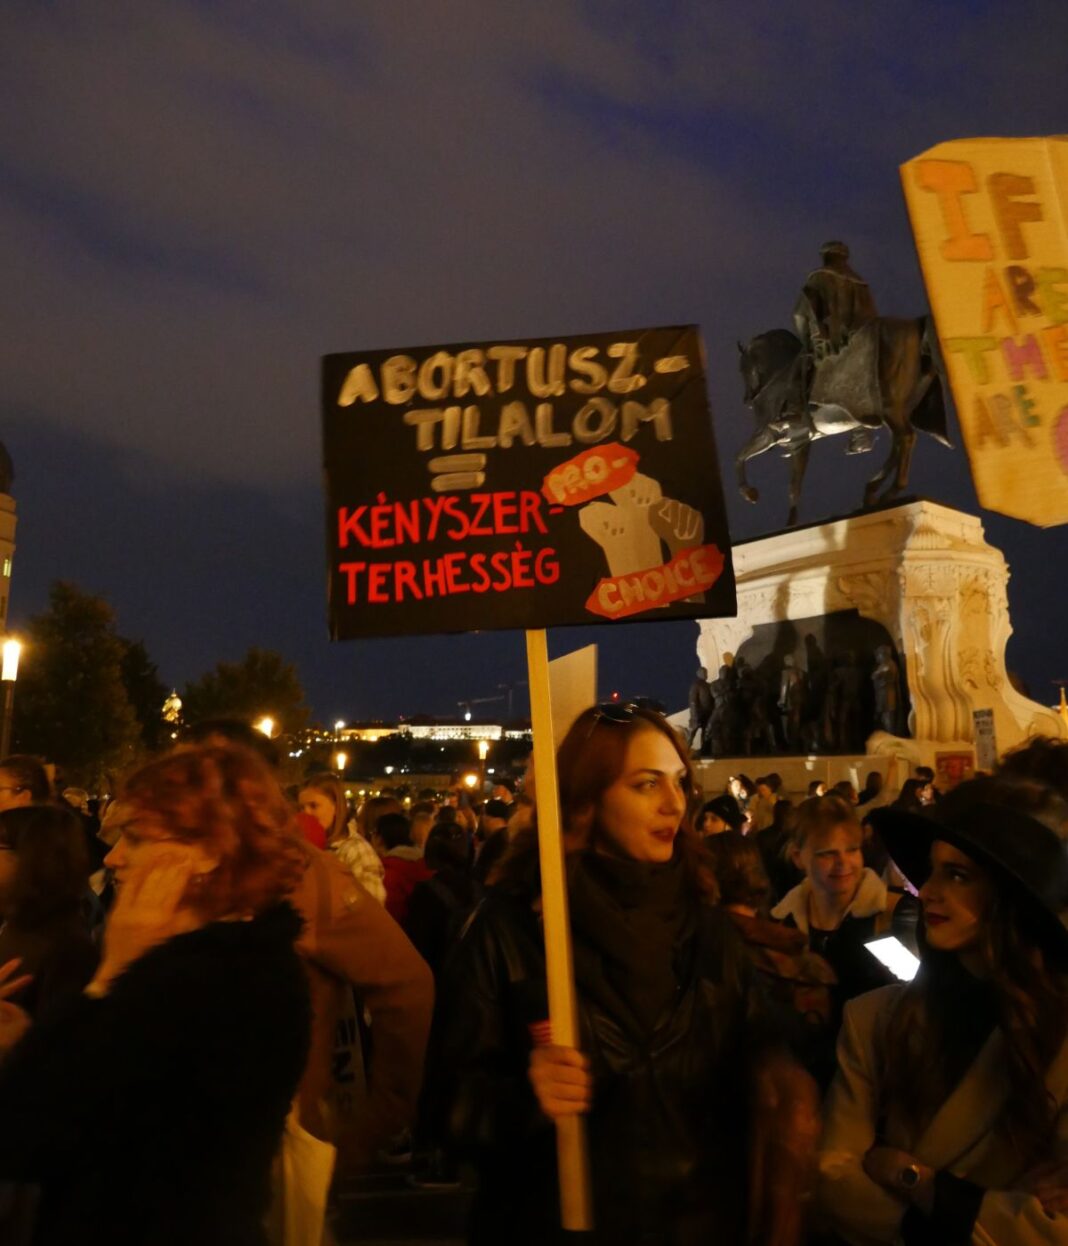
[913,160,994,262]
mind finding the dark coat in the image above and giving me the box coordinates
[405,866,483,979]
[437,889,763,1246]
[0,904,310,1246]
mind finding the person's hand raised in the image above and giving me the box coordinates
[89,848,207,995]
[0,957,33,1051]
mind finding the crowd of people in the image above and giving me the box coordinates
[2,714,1068,1245]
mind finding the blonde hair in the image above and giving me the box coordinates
[792,794,862,851]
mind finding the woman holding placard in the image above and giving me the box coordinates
[819,777,1068,1245]
[436,702,816,1245]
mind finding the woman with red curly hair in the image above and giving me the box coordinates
[0,745,311,1246]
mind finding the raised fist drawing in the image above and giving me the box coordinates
[649,498,704,556]
[608,472,663,514]
[579,499,661,578]
[649,498,705,602]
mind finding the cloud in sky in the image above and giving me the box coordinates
[2,0,1067,715]
[4,0,1062,485]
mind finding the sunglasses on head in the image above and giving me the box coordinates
[591,701,641,724]
[583,702,645,739]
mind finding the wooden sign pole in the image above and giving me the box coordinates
[525,628,594,1232]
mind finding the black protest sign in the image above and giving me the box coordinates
[322,326,736,640]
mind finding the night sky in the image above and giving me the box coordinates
[3,1,1067,724]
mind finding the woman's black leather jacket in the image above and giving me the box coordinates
[435,887,772,1246]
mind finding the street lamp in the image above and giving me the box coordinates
[334,719,345,741]
[255,715,275,738]
[335,751,348,774]
[0,638,20,757]
[477,738,490,790]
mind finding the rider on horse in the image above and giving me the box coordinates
[735,240,950,526]
[793,241,877,361]
[793,241,880,454]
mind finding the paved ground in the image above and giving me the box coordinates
[333,1168,470,1246]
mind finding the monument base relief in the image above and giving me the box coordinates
[691,498,1065,791]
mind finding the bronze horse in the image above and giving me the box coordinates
[736,317,950,526]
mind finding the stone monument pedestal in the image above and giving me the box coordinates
[694,499,1064,786]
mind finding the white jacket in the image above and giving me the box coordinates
[819,983,1068,1245]
[772,867,890,933]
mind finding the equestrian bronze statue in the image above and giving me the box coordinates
[736,242,951,526]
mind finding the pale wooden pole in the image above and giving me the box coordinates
[525,628,594,1232]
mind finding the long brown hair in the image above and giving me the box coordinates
[881,782,1068,1165]
[496,705,715,901]
[0,805,89,928]
[882,907,1068,1164]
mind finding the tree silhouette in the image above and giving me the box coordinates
[13,581,141,788]
[182,647,308,737]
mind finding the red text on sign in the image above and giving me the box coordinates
[337,490,549,551]
[541,442,639,507]
[585,545,725,619]
[339,543,561,603]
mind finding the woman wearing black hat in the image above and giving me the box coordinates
[818,776,1068,1245]
[697,794,745,836]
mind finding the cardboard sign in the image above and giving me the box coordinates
[901,137,1068,526]
[322,327,736,639]
[935,750,975,790]
[548,644,598,746]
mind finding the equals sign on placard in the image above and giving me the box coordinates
[429,453,487,492]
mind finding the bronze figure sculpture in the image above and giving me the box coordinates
[777,654,804,752]
[708,664,740,757]
[735,242,951,526]
[687,667,713,753]
[872,644,904,736]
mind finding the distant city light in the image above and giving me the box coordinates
[161,689,182,724]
